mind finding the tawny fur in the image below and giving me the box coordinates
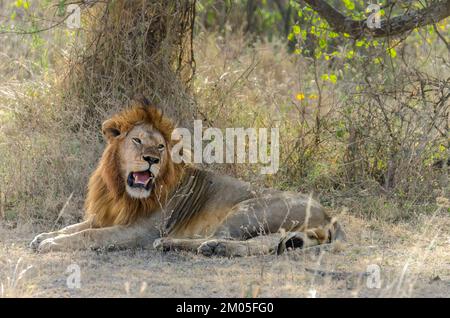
[85,103,183,227]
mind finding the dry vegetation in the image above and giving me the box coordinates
[0,0,449,298]
[1,212,449,297]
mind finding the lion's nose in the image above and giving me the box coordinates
[143,156,160,164]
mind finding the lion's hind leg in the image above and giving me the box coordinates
[196,227,334,257]
[276,230,324,255]
[156,221,344,257]
[154,225,342,257]
[277,219,346,255]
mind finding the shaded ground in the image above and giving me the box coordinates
[1,213,449,298]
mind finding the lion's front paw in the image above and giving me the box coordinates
[197,240,227,257]
[30,232,54,251]
[36,237,63,253]
[153,238,175,252]
[153,238,165,250]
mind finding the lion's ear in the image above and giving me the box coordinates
[133,94,151,108]
[132,94,163,116]
[102,119,121,142]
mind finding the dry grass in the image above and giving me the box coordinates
[0,1,449,298]
[1,209,449,298]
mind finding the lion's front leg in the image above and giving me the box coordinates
[153,237,208,253]
[155,234,285,257]
[30,220,91,251]
[197,234,285,257]
[35,221,157,253]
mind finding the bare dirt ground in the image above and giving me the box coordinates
[1,212,449,298]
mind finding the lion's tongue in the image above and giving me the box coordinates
[133,171,151,185]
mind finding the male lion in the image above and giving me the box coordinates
[30,99,344,256]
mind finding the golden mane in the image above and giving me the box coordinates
[84,102,183,228]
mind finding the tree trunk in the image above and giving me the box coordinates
[66,0,197,127]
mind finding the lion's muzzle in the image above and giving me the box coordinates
[127,170,155,190]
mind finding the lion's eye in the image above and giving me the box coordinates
[158,144,165,150]
[132,138,142,145]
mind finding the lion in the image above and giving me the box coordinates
[30,98,345,256]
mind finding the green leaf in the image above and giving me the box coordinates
[301,30,307,40]
[293,25,301,34]
[57,0,67,16]
[343,0,355,10]
[315,50,322,59]
[329,74,337,84]
[387,48,397,58]
[329,31,339,39]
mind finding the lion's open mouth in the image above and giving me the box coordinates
[127,170,154,190]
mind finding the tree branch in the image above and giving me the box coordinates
[300,0,450,38]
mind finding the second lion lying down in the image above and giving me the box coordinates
[30,99,345,256]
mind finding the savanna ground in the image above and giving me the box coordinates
[1,212,450,297]
[0,1,449,297]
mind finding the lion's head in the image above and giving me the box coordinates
[85,98,183,227]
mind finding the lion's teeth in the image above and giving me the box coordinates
[134,176,144,184]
